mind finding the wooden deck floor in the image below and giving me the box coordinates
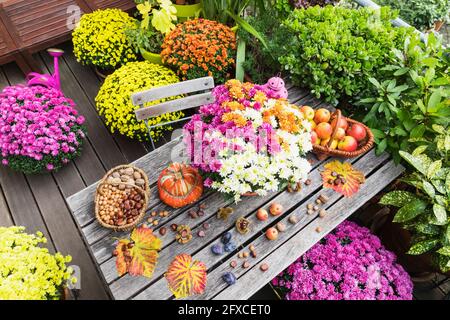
[0,43,448,300]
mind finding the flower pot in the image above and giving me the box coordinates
[174,3,202,20]
[434,20,444,32]
[140,48,163,65]
[94,67,114,79]
[370,207,450,278]
[242,192,258,197]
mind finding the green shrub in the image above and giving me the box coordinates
[279,6,413,105]
[378,0,450,31]
[359,32,450,162]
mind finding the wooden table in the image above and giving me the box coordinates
[67,91,404,300]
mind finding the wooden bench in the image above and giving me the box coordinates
[0,0,135,74]
[66,84,405,300]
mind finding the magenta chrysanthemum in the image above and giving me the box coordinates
[0,85,86,174]
[272,221,413,300]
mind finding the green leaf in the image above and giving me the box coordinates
[446,172,450,194]
[393,199,427,222]
[368,77,381,88]
[422,181,435,199]
[393,68,409,76]
[415,223,440,236]
[433,204,447,225]
[226,10,268,49]
[412,145,428,156]
[427,160,442,179]
[437,246,450,256]
[427,90,442,113]
[376,138,387,154]
[432,124,445,134]
[407,239,439,255]
[399,151,426,175]
[379,191,418,207]
[410,125,426,139]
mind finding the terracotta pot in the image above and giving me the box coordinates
[434,20,444,32]
[242,192,258,197]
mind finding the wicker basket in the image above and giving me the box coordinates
[102,164,150,198]
[312,109,374,160]
[95,164,150,232]
[95,181,148,232]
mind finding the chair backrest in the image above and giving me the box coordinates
[131,76,215,149]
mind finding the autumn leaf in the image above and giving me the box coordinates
[115,239,131,277]
[115,226,162,278]
[321,161,365,197]
[165,254,207,299]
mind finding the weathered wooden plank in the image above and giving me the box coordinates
[131,151,374,300]
[131,76,214,106]
[135,92,215,121]
[213,159,404,300]
[25,173,110,300]
[110,153,326,300]
[190,150,389,300]
[67,137,182,228]
[0,185,13,227]
[61,42,148,162]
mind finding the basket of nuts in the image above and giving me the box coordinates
[95,182,148,231]
[95,165,150,232]
[103,165,150,195]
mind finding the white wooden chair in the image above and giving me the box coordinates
[131,76,215,150]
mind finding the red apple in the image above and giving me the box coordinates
[266,227,279,240]
[331,117,348,131]
[315,122,333,140]
[314,108,331,124]
[270,203,283,216]
[311,131,319,144]
[347,123,367,142]
[334,128,346,141]
[256,208,269,221]
[300,106,315,120]
[338,136,358,152]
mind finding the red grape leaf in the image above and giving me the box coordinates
[115,226,162,278]
[321,160,365,197]
[165,254,207,299]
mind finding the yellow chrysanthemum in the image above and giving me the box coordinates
[0,227,74,300]
[72,8,137,69]
[95,61,184,142]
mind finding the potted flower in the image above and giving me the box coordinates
[126,0,177,65]
[0,227,76,300]
[95,61,184,142]
[173,0,202,21]
[272,221,413,300]
[183,79,312,202]
[72,9,138,77]
[161,18,237,83]
[0,85,87,174]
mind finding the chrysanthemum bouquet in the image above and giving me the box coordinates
[0,85,86,174]
[0,226,75,300]
[161,19,236,83]
[272,221,413,300]
[184,80,312,202]
[96,61,184,142]
[73,9,138,70]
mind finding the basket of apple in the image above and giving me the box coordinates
[300,107,374,160]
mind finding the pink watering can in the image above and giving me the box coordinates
[26,48,64,92]
[263,76,288,99]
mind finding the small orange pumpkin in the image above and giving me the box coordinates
[158,163,203,208]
